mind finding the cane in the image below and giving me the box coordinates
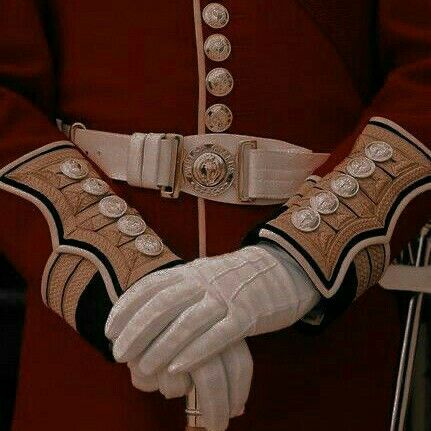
[389,222,431,431]
[186,386,205,430]
[185,195,207,431]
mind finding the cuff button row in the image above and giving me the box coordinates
[291,140,393,232]
[60,159,165,257]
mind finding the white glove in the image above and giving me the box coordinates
[105,268,253,431]
[106,245,319,428]
[108,245,319,373]
[128,359,192,398]
[127,341,253,431]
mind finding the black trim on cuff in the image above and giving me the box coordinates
[294,262,358,333]
[76,272,115,360]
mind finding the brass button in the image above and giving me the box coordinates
[135,234,164,256]
[204,34,231,62]
[365,141,393,162]
[310,191,339,215]
[202,3,230,29]
[205,104,233,132]
[117,215,147,236]
[346,156,376,178]
[206,68,234,97]
[330,174,359,198]
[81,178,109,196]
[291,207,321,232]
[99,196,128,218]
[60,159,89,180]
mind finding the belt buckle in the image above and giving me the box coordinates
[183,142,236,198]
[238,139,257,202]
[160,134,184,199]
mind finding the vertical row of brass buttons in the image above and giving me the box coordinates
[202,3,233,133]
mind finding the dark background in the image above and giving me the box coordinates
[0,256,25,431]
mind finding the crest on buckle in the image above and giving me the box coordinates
[183,144,235,197]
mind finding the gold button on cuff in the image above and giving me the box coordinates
[81,178,109,196]
[346,156,376,178]
[99,196,128,218]
[365,141,394,162]
[291,207,321,232]
[310,191,339,215]
[135,234,164,256]
[117,215,147,236]
[60,159,89,180]
[330,174,360,198]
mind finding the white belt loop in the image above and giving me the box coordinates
[127,133,147,187]
[238,139,257,202]
[140,133,164,190]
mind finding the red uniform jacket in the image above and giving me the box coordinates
[0,0,430,430]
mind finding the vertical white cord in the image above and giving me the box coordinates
[193,0,207,259]
[187,1,207,429]
[198,198,207,258]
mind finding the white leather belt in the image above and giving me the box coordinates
[59,121,329,205]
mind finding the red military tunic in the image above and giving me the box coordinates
[0,0,430,430]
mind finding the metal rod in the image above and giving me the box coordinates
[390,228,429,431]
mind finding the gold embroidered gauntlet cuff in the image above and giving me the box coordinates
[247,118,431,323]
[0,141,181,355]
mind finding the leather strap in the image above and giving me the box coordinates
[59,122,329,205]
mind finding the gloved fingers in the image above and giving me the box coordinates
[138,295,227,375]
[221,340,253,418]
[191,357,230,431]
[129,361,159,392]
[113,282,204,362]
[158,369,193,399]
[105,271,184,339]
[169,310,252,374]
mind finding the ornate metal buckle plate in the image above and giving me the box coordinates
[183,143,235,197]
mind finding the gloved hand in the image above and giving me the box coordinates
[128,341,252,431]
[106,245,319,429]
[105,267,254,431]
[115,350,253,431]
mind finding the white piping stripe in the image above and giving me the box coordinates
[193,0,208,259]
[191,1,207,428]
[198,197,207,258]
